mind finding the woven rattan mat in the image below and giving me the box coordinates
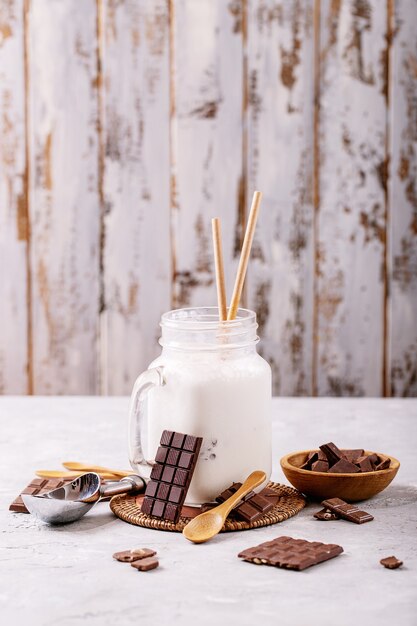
[110,482,306,532]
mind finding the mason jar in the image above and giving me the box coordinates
[128,307,272,505]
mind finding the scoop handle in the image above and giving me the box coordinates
[100,475,146,498]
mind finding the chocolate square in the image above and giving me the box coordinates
[167,449,180,465]
[155,447,168,463]
[145,482,158,498]
[150,465,163,480]
[160,430,173,446]
[172,432,185,448]
[157,483,170,500]
[173,469,188,486]
[162,466,175,482]
[169,485,183,503]
[178,451,193,469]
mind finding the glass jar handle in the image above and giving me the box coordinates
[128,366,165,477]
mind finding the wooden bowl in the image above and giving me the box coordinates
[280,450,400,502]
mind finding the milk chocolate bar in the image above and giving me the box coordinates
[141,430,203,524]
[238,536,343,571]
[321,497,374,524]
[10,478,72,513]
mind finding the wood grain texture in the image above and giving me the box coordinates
[171,0,244,309]
[0,0,29,393]
[316,0,388,396]
[100,0,171,394]
[246,0,315,395]
[388,0,417,396]
[27,0,100,394]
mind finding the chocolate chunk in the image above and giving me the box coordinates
[342,449,365,463]
[238,536,343,571]
[380,556,403,569]
[131,557,159,571]
[319,442,345,466]
[311,459,329,472]
[321,497,374,524]
[314,508,340,521]
[327,459,361,474]
[141,430,203,524]
[214,483,274,523]
[300,451,318,470]
[375,457,390,471]
[113,548,156,563]
[356,455,374,472]
[317,450,328,462]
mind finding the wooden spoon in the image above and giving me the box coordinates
[182,470,266,544]
[36,470,120,480]
[63,462,132,478]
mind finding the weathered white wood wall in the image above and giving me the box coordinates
[0,0,416,397]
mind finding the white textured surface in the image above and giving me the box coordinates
[1,397,417,626]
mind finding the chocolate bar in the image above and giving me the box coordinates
[215,482,274,523]
[321,497,374,524]
[10,477,72,513]
[131,557,159,571]
[380,556,403,569]
[113,548,156,563]
[238,536,343,571]
[141,430,202,523]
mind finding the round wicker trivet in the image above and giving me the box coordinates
[110,482,306,533]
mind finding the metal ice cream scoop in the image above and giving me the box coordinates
[22,472,146,525]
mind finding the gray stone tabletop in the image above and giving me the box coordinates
[1,397,417,626]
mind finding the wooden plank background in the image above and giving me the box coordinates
[0,0,416,397]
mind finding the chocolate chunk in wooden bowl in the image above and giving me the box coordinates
[327,458,361,474]
[238,536,344,571]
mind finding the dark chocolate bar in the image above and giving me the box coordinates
[238,536,344,571]
[321,497,374,524]
[141,430,202,524]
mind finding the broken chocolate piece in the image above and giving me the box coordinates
[327,458,361,474]
[141,430,202,524]
[311,459,329,472]
[300,451,318,470]
[321,497,374,524]
[319,442,345,466]
[375,457,390,471]
[314,508,340,521]
[380,556,403,569]
[238,536,343,571]
[342,449,364,463]
[113,548,156,563]
[215,483,274,523]
[356,455,374,472]
[131,557,159,571]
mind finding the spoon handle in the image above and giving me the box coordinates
[63,462,132,478]
[216,470,266,519]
